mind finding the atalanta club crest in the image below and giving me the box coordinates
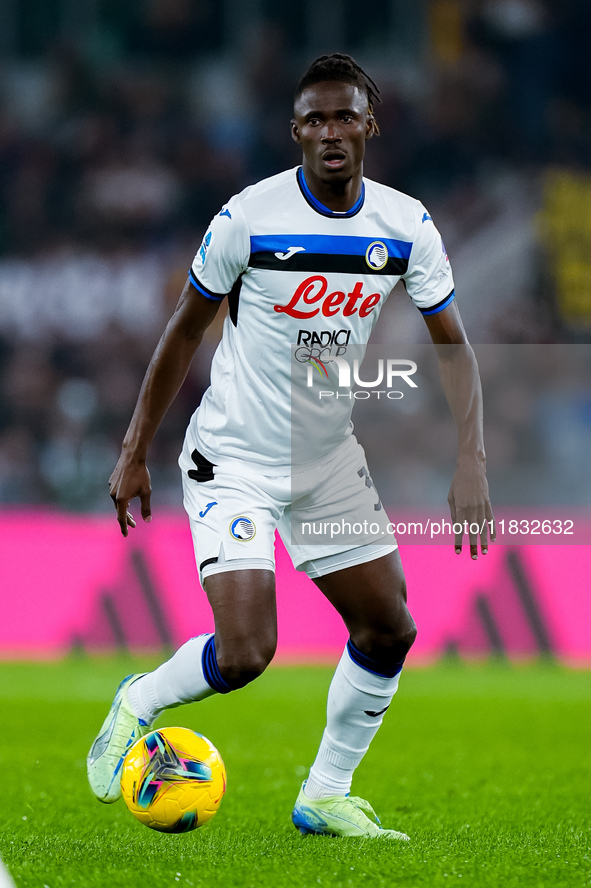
[365,241,388,270]
[230,516,256,541]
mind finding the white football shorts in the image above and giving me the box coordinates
[179,434,397,583]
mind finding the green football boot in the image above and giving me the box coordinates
[291,782,410,840]
[87,674,151,803]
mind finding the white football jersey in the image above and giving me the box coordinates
[183,166,454,473]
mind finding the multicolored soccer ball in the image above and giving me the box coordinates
[120,727,226,833]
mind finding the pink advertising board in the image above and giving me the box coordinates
[0,511,589,664]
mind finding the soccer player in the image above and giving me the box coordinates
[87,54,493,839]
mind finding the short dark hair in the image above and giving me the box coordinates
[294,53,381,130]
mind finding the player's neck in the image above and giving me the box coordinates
[301,164,364,213]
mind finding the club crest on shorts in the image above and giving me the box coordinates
[365,241,388,270]
[229,516,256,541]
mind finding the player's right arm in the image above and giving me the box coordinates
[109,279,221,536]
[401,202,493,558]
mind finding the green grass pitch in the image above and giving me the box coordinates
[0,659,589,888]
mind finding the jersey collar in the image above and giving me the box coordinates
[296,167,365,219]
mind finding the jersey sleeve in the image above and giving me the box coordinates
[189,196,249,300]
[401,205,455,315]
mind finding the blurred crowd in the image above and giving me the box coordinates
[2,1,591,256]
[1,0,591,510]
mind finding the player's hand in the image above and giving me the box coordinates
[108,452,152,537]
[447,455,495,559]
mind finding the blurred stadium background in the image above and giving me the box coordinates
[0,0,590,662]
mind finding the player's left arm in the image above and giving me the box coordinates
[423,300,495,559]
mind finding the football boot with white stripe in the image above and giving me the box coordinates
[291,782,410,840]
[87,674,151,803]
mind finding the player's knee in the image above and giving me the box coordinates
[395,618,417,655]
[217,637,277,690]
[387,616,417,657]
[382,595,417,658]
[356,614,417,665]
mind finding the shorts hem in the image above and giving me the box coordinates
[201,557,275,581]
[297,543,398,579]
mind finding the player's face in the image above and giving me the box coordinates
[291,82,374,189]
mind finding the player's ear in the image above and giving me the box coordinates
[366,113,376,140]
[291,119,300,144]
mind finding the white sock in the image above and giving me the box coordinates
[127,634,217,724]
[304,645,402,800]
